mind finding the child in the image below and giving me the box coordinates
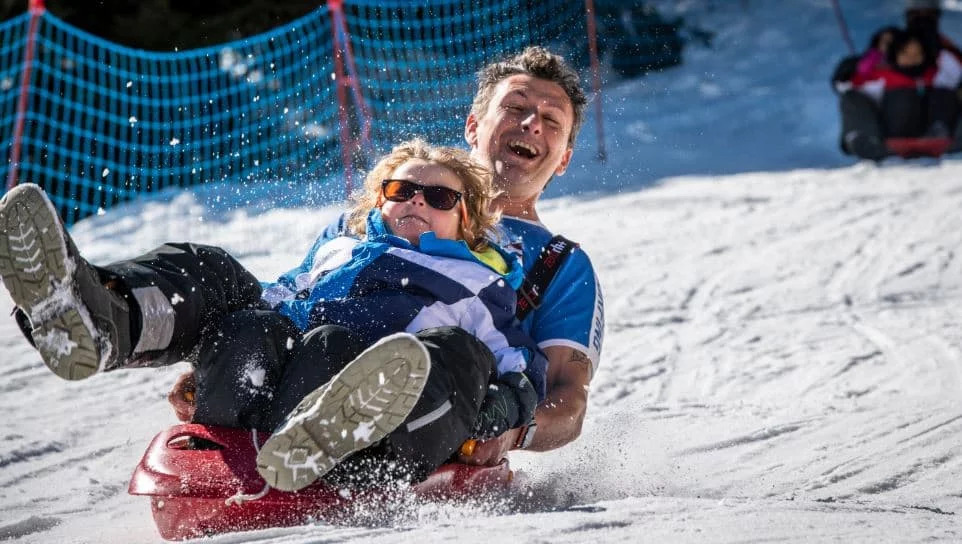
[855,26,899,80]
[0,139,544,492]
[252,138,547,490]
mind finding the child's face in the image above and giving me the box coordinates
[379,159,465,245]
[896,40,925,69]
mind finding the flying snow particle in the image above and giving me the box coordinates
[101,168,109,178]
[169,138,181,146]
[128,116,138,125]
[247,367,266,387]
[170,293,184,306]
[400,278,409,287]
[302,122,329,139]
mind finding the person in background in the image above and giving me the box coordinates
[904,0,962,62]
[834,0,962,159]
[855,26,899,79]
[850,29,961,139]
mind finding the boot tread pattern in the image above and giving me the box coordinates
[0,185,100,380]
[255,334,430,491]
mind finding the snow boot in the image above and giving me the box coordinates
[0,184,133,380]
[255,332,431,492]
[844,130,890,162]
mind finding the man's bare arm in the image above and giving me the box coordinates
[525,344,591,451]
[458,344,591,464]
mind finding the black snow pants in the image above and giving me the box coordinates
[881,87,960,138]
[100,243,494,483]
[838,90,888,161]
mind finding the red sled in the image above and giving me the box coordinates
[128,424,513,540]
[885,137,953,158]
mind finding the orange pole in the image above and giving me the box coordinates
[328,0,355,197]
[584,0,607,162]
[6,0,46,190]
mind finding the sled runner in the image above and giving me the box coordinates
[885,137,953,159]
[128,424,513,540]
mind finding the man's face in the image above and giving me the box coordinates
[465,74,574,201]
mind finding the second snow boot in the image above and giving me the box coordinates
[255,332,431,492]
[0,184,134,380]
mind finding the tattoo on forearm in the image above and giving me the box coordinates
[568,350,591,368]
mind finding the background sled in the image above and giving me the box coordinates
[128,424,513,540]
[885,137,953,159]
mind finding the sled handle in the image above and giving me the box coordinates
[459,439,477,457]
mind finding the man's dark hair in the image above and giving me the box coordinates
[471,46,587,147]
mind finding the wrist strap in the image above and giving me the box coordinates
[513,425,529,449]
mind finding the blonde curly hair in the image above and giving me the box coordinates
[346,139,500,252]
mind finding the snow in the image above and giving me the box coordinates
[3,0,962,542]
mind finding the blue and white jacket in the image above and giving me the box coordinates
[310,212,606,380]
[260,210,548,399]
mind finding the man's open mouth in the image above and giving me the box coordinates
[507,140,539,159]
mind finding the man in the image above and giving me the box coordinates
[274,46,604,465]
[0,47,603,477]
[904,0,962,62]
[453,46,603,463]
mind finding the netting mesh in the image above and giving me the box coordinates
[1,2,591,224]
[344,0,588,152]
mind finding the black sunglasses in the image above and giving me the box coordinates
[381,179,464,211]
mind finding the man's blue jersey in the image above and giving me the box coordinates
[494,216,604,377]
[282,213,605,377]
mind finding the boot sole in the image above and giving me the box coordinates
[255,333,431,492]
[0,184,101,380]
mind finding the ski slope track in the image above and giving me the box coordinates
[2,0,962,542]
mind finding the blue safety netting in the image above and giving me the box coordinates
[343,0,589,153]
[1,2,591,224]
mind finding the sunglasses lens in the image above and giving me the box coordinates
[382,180,416,202]
[423,186,461,210]
[382,180,461,211]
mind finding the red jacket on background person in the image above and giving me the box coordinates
[852,34,962,103]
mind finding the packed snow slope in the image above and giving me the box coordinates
[3,0,962,542]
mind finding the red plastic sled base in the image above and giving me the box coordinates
[128,424,512,540]
[885,137,953,158]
